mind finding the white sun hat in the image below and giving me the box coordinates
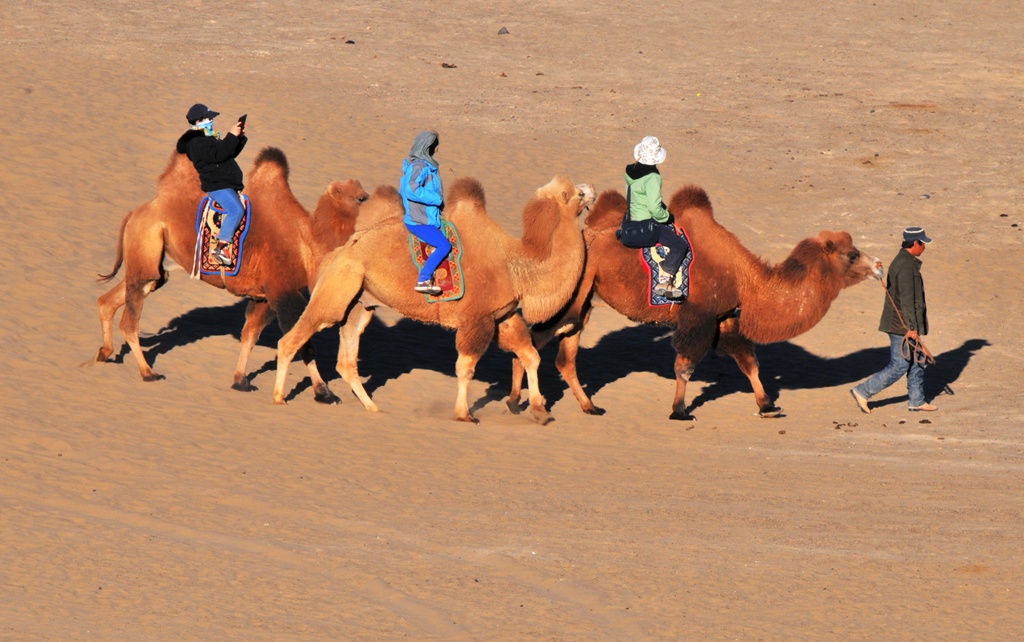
[634,135,667,165]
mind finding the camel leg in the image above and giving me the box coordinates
[336,304,379,412]
[96,278,127,363]
[510,297,595,414]
[717,320,782,418]
[552,305,604,415]
[120,278,166,381]
[668,314,718,421]
[453,320,496,423]
[498,315,551,425]
[275,292,340,405]
[274,264,365,405]
[231,299,275,392]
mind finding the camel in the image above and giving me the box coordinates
[272,175,596,423]
[95,146,369,401]
[509,186,885,420]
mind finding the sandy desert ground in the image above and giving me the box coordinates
[1,1,1023,640]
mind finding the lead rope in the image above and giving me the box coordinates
[881,281,935,366]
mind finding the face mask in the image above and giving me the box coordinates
[192,119,217,137]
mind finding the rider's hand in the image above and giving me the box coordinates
[229,122,244,137]
[906,329,919,341]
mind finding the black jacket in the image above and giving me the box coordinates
[176,129,247,192]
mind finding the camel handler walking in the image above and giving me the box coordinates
[176,103,248,266]
[850,226,937,413]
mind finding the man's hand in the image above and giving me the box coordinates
[229,121,244,137]
[906,330,919,341]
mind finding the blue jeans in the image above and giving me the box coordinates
[853,333,927,408]
[406,223,452,282]
[208,188,246,243]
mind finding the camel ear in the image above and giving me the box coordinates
[823,240,836,254]
[561,190,571,205]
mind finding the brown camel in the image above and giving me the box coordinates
[273,176,597,423]
[509,186,885,420]
[95,146,369,401]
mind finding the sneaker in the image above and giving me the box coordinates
[663,285,684,299]
[653,275,672,297]
[909,403,938,412]
[414,280,442,295]
[212,243,233,266]
[850,388,871,414]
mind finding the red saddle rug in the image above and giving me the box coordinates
[193,193,251,277]
[408,220,465,303]
[640,225,694,306]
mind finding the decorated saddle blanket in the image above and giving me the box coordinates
[641,225,694,306]
[408,220,465,303]
[193,193,251,277]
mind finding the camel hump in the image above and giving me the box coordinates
[446,177,486,209]
[668,185,712,214]
[583,189,628,230]
[252,146,290,182]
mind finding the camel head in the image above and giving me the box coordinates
[813,230,885,286]
[310,179,370,250]
[326,179,369,206]
[534,175,596,219]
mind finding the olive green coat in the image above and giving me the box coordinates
[879,248,928,335]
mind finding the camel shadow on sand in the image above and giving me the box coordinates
[123,303,987,419]
[127,301,989,417]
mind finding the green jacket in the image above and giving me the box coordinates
[625,164,671,223]
[879,248,928,335]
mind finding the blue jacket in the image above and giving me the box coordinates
[400,159,444,227]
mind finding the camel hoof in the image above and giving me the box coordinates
[232,378,257,392]
[456,415,480,424]
[314,389,342,405]
[95,348,112,363]
[583,405,606,416]
[758,406,784,418]
[506,398,523,415]
[669,410,696,421]
[142,373,166,382]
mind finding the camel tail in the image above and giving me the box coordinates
[97,211,131,282]
[668,184,713,214]
[252,146,290,182]
[583,189,628,230]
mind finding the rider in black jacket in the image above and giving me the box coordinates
[176,104,247,266]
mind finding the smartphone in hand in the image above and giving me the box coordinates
[238,114,247,127]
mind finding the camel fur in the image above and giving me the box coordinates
[273,176,596,424]
[509,185,885,420]
[95,147,369,399]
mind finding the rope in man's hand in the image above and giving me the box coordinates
[882,281,936,366]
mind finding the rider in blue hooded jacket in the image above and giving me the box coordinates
[400,130,450,295]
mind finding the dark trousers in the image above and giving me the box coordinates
[655,224,690,276]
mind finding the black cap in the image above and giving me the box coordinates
[186,103,220,124]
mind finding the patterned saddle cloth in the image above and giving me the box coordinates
[193,193,251,277]
[408,220,465,303]
[641,225,694,306]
